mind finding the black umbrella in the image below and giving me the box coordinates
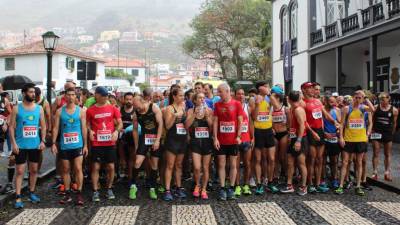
[0,75,33,90]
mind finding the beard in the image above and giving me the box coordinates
[125,103,132,108]
[25,95,35,102]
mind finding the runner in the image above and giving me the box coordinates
[194,82,213,108]
[129,95,163,200]
[9,83,46,209]
[163,88,188,201]
[234,88,254,196]
[280,91,308,196]
[371,92,398,181]
[213,83,243,200]
[249,81,279,195]
[86,86,122,202]
[204,83,220,108]
[34,87,51,173]
[185,92,213,199]
[336,90,374,196]
[51,87,87,205]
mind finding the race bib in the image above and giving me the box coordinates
[63,132,79,144]
[241,122,248,133]
[312,109,322,119]
[145,134,157,145]
[289,128,297,139]
[370,132,382,140]
[176,123,187,135]
[0,116,5,125]
[195,127,209,138]
[257,112,270,122]
[348,119,364,129]
[23,126,38,138]
[272,114,286,123]
[220,121,235,133]
[324,133,338,143]
[97,130,112,142]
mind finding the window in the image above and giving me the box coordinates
[131,69,139,76]
[289,1,298,40]
[280,6,289,45]
[327,0,345,25]
[66,57,75,71]
[5,58,15,71]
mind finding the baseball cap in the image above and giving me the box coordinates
[301,82,314,89]
[95,86,108,96]
[271,85,284,95]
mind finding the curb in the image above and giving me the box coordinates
[367,177,400,195]
[0,167,56,208]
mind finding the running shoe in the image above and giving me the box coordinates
[242,185,252,195]
[59,194,72,204]
[320,181,328,189]
[50,179,63,189]
[29,193,40,203]
[201,190,209,200]
[92,191,100,202]
[218,189,227,201]
[355,187,365,196]
[71,183,78,192]
[14,200,24,209]
[106,189,115,200]
[163,191,173,201]
[297,186,307,196]
[129,184,137,200]
[76,193,84,206]
[384,172,393,182]
[175,187,187,199]
[158,185,166,194]
[263,178,268,186]
[193,186,200,198]
[267,183,279,193]
[344,181,353,189]
[280,184,295,194]
[371,173,378,180]
[307,185,317,194]
[149,188,157,200]
[255,185,264,195]
[335,187,344,195]
[1,183,14,194]
[331,179,339,189]
[249,177,256,188]
[361,182,373,191]
[316,185,330,193]
[234,186,241,197]
[227,187,236,200]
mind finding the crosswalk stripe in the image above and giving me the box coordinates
[6,208,63,225]
[172,204,217,225]
[238,202,296,225]
[304,201,374,225]
[88,206,140,225]
[368,202,400,221]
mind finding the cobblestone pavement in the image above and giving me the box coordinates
[1,178,400,225]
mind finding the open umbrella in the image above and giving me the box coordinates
[0,75,33,90]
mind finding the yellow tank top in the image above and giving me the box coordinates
[254,99,272,129]
[344,107,367,142]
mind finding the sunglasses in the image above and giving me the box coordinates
[354,96,363,100]
[380,96,388,99]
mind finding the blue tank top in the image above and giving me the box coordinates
[59,106,83,150]
[323,108,337,134]
[16,104,41,150]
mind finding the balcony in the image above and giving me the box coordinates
[362,2,385,26]
[311,29,323,46]
[341,14,359,35]
[388,0,400,18]
[325,22,338,41]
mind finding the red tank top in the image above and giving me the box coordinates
[240,103,251,142]
[290,107,307,138]
[304,98,323,129]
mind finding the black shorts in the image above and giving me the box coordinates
[121,131,134,145]
[14,149,41,165]
[59,148,83,161]
[275,131,288,141]
[165,139,187,155]
[90,146,116,164]
[191,139,213,156]
[288,138,308,158]
[307,128,325,146]
[239,142,251,153]
[371,131,393,143]
[325,143,340,156]
[344,142,368,154]
[215,145,238,156]
[137,142,161,158]
[254,128,275,149]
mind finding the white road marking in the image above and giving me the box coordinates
[89,206,140,225]
[238,202,296,225]
[172,204,217,225]
[6,208,63,225]
[368,202,400,221]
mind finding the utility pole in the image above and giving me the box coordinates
[117,39,120,69]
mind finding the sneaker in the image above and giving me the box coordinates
[255,185,264,195]
[361,182,372,191]
[59,194,72,204]
[158,185,166,194]
[1,183,14,194]
[201,190,209,200]
[71,183,78,192]
[249,177,256,188]
[242,185,252,195]
[50,179,63,189]
[371,173,378,180]
[227,187,236,200]
[320,181,328,188]
[92,191,100,202]
[355,187,365,196]
[280,184,295,194]
[335,187,344,195]
[175,187,187,199]
[76,193,84,206]
[129,184,137,200]
[344,181,353,189]
[234,186,241,197]
[297,186,308,196]
[14,199,24,209]
[149,188,157,200]
[163,191,173,201]
[106,189,115,200]
[29,193,40,203]
[218,189,227,201]
[193,186,200,198]
[263,178,268,186]
[267,183,279,193]
[307,185,317,194]
[384,172,393,182]
[331,179,339,189]
[316,185,330,193]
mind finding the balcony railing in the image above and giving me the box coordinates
[311,29,323,46]
[362,3,384,27]
[325,22,337,41]
[341,14,359,35]
[388,0,400,18]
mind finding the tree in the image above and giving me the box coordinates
[183,0,272,80]
[105,69,136,86]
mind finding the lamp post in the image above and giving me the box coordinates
[42,31,60,104]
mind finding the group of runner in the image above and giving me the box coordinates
[1,80,398,208]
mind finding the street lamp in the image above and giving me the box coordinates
[42,31,60,103]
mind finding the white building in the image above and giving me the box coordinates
[105,59,147,85]
[272,0,400,94]
[0,41,107,90]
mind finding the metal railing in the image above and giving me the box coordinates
[325,22,337,41]
[362,3,384,27]
[311,29,323,46]
[388,0,400,17]
[341,14,359,34]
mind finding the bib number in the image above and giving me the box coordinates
[370,133,382,140]
[220,122,235,133]
[241,122,248,133]
[324,133,338,143]
[349,119,364,129]
[195,127,209,138]
[272,115,285,123]
[257,112,269,122]
[289,128,297,139]
[312,110,322,119]
[145,134,157,146]
[176,123,187,135]
[23,126,38,138]
[97,130,112,142]
[63,132,79,144]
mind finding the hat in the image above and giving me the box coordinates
[332,92,339,97]
[95,86,108,97]
[271,85,284,95]
[301,82,314,89]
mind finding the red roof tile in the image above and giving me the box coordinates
[105,59,145,68]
